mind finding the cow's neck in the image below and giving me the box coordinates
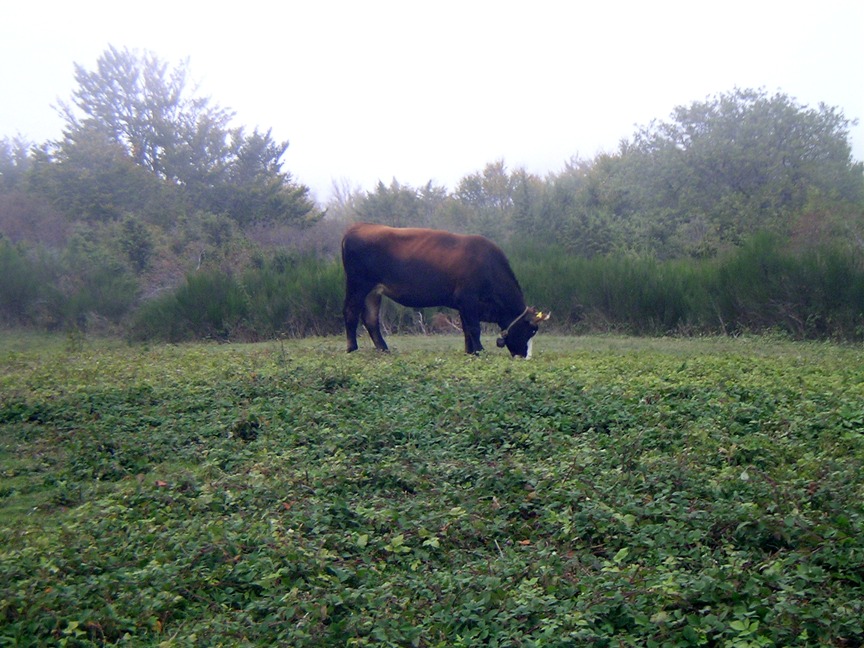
[495,295,528,330]
[501,306,530,337]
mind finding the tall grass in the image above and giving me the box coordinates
[0,238,46,325]
[511,236,864,339]
[0,237,136,330]
[122,235,864,342]
[131,271,249,341]
[513,248,704,333]
[131,253,344,341]
[241,252,344,337]
[709,233,864,337]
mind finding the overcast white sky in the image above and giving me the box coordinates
[2,0,862,203]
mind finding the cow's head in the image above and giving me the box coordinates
[497,308,550,358]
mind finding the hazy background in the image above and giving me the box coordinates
[2,0,862,201]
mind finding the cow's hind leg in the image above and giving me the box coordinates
[344,283,368,352]
[363,290,389,352]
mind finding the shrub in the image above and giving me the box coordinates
[512,245,705,334]
[128,232,864,342]
[709,233,864,338]
[132,254,345,341]
[241,253,343,338]
[0,238,41,324]
[132,270,248,341]
[0,238,62,327]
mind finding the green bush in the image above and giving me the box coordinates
[511,235,864,339]
[709,233,864,338]
[132,271,248,341]
[56,231,139,329]
[125,233,864,343]
[242,253,344,338]
[132,254,345,341]
[513,246,705,335]
[0,238,42,324]
[0,238,64,328]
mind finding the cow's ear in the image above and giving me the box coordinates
[531,310,551,324]
[496,337,507,348]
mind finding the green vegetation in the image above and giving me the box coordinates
[2,42,861,646]
[119,236,863,341]
[1,334,862,645]
[2,48,862,341]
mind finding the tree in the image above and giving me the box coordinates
[355,179,447,228]
[509,169,545,239]
[204,127,317,227]
[59,46,318,226]
[26,125,168,223]
[0,137,33,192]
[59,45,229,182]
[0,138,73,248]
[455,160,519,240]
[325,178,365,223]
[545,158,617,257]
[119,216,154,272]
[626,88,864,250]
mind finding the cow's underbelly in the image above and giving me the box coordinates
[376,282,454,309]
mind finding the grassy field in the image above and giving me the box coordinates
[1,332,863,646]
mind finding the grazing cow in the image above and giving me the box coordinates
[341,223,549,357]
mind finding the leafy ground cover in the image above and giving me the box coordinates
[1,332,863,646]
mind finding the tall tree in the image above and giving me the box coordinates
[204,127,316,227]
[59,45,220,180]
[58,46,318,226]
[0,137,71,248]
[27,125,167,223]
[545,158,617,256]
[455,160,519,240]
[355,180,447,228]
[0,137,33,191]
[626,88,863,250]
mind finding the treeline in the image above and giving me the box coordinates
[343,88,863,260]
[1,46,863,341]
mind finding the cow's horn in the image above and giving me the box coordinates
[531,310,550,323]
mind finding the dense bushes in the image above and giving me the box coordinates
[131,253,344,341]
[514,235,864,339]
[4,229,863,342]
[124,236,864,342]
[0,236,134,330]
[4,79,862,342]
[0,238,47,325]
[130,271,249,341]
[240,252,344,337]
[711,234,864,337]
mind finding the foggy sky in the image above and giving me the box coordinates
[2,0,862,202]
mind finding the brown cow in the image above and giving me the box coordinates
[341,223,549,357]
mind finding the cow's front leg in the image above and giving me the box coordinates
[459,311,483,355]
[363,290,389,352]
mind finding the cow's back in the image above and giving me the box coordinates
[342,223,477,281]
[341,222,523,307]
